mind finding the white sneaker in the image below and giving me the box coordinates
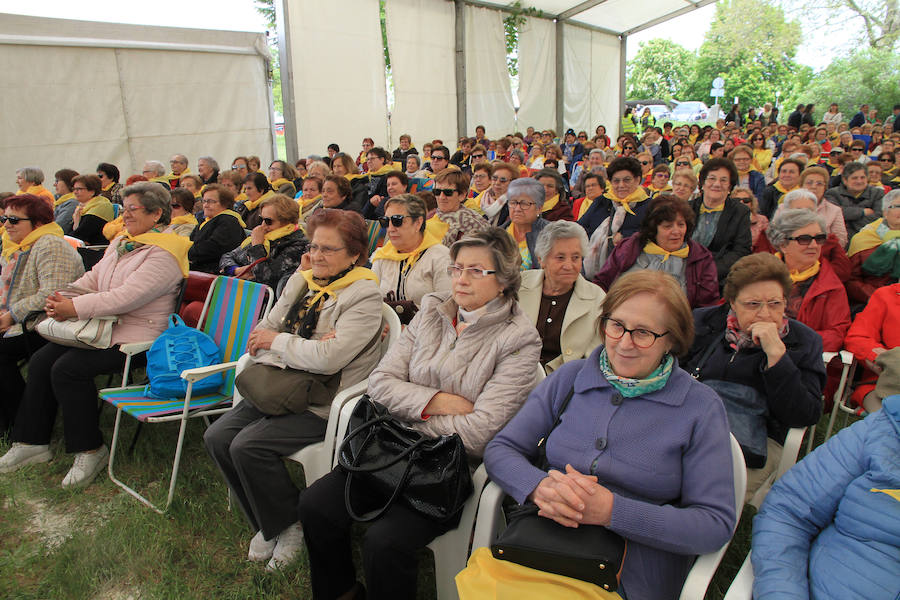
[0,443,52,473]
[265,522,304,571]
[61,445,109,488]
[248,530,277,562]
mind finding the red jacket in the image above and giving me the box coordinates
[846,246,895,305]
[844,283,900,405]
[796,258,851,352]
[754,233,852,282]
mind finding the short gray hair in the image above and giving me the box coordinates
[589,148,605,158]
[143,160,166,177]
[782,188,819,209]
[882,189,900,213]
[16,166,44,185]
[123,182,172,225]
[767,208,826,248]
[508,149,525,162]
[384,193,427,232]
[198,156,219,171]
[507,178,545,210]
[534,221,589,264]
[406,154,421,168]
[450,227,522,301]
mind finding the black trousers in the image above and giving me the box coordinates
[12,342,127,453]
[203,400,327,539]
[298,467,454,600]
[0,330,46,433]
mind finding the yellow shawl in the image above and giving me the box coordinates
[103,216,125,241]
[542,194,560,214]
[752,149,773,172]
[298,266,379,306]
[82,196,115,222]
[199,209,247,230]
[369,164,398,178]
[269,177,293,189]
[643,241,689,262]
[54,192,75,207]
[1,222,64,259]
[300,194,323,211]
[372,231,441,270]
[700,201,725,214]
[848,218,900,257]
[239,223,296,255]
[243,189,276,212]
[115,231,192,277]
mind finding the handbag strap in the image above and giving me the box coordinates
[535,385,575,472]
[337,413,430,473]
[343,455,416,522]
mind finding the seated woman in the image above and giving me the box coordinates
[425,168,488,247]
[518,221,604,371]
[732,186,767,250]
[267,160,298,197]
[218,169,247,213]
[371,194,451,320]
[204,209,383,572]
[237,172,275,229]
[298,176,323,224]
[800,165,848,247]
[298,228,541,599]
[467,161,517,227]
[0,183,189,487]
[751,397,900,600]
[684,253,825,500]
[505,178,549,270]
[481,270,736,600]
[14,166,55,208]
[179,175,203,201]
[52,168,79,234]
[729,145,765,201]
[596,194,720,308]
[847,190,900,305]
[690,157,752,286]
[844,282,900,413]
[70,174,115,246]
[593,157,651,244]
[96,163,123,206]
[766,208,851,351]
[670,167,698,203]
[0,194,84,434]
[188,184,247,273]
[166,188,198,237]
[320,174,359,214]
[645,164,673,198]
[218,194,308,293]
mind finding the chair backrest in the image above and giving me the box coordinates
[381,303,402,350]
[728,433,748,524]
[197,276,274,391]
[407,177,434,193]
[112,203,121,218]
[365,220,384,255]
[535,363,547,383]
[63,235,85,249]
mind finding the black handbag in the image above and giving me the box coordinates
[490,386,627,592]
[337,395,473,524]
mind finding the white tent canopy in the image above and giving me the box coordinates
[277,0,717,160]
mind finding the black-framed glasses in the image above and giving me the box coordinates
[171,203,182,209]
[736,196,753,204]
[0,215,32,225]
[491,175,510,183]
[433,188,457,196]
[431,155,448,161]
[471,154,485,160]
[787,233,827,246]
[446,265,496,279]
[675,161,690,167]
[261,217,275,226]
[639,160,651,165]
[378,214,410,228]
[601,317,667,349]
[508,200,536,209]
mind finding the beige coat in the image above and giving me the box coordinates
[2,234,83,325]
[371,243,452,308]
[251,271,383,420]
[368,292,542,457]
[518,270,605,373]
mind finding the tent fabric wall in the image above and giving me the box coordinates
[516,16,556,132]
[562,24,592,134]
[464,5,515,139]
[589,31,621,139]
[562,24,621,137]
[0,14,272,184]
[289,0,388,157]
[385,0,457,151]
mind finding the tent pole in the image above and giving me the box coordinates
[275,0,299,163]
[455,0,467,138]
[618,33,627,139]
[555,19,564,136]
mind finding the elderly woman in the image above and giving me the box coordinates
[730,145,765,201]
[518,221,604,371]
[70,174,115,246]
[218,194,308,292]
[52,168,79,234]
[760,158,803,220]
[505,178,548,270]
[800,165,849,246]
[267,160,299,197]
[846,190,900,304]
[188,184,247,273]
[14,166,54,209]
[179,175,203,200]
[480,270,735,600]
[671,167,698,203]
[96,163,123,205]
[844,282,900,413]
[732,186,768,250]
[166,188,198,237]
[0,194,84,433]
[766,209,851,351]
[404,154,426,179]
[684,253,825,501]
[0,183,189,487]
[825,161,885,239]
[237,172,275,229]
[596,194,720,308]
[426,168,489,247]
[535,169,575,221]
[205,209,383,572]
[690,157,752,285]
[320,174,357,213]
[600,156,652,244]
[298,228,541,599]
[363,170,407,221]
[574,173,610,236]
[468,161,517,226]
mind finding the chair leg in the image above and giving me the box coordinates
[128,422,144,454]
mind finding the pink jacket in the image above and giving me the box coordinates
[71,241,183,345]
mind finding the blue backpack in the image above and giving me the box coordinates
[145,315,223,399]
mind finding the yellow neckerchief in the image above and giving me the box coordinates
[18,185,54,204]
[243,189,275,212]
[610,187,648,216]
[234,192,248,204]
[848,218,900,256]
[643,240,689,262]
[368,164,396,177]
[700,200,725,214]
[464,191,484,213]
[167,167,191,181]
[239,223,296,255]
[648,183,673,194]
[81,195,115,221]
[269,177,292,189]
[103,216,125,240]
[102,181,115,192]
[773,181,796,205]
[372,231,441,270]
[775,252,821,282]
[115,231,192,277]
[170,214,198,227]
[506,222,528,246]
[345,173,366,182]
[149,176,171,188]
[752,148,773,171]
[54,192,75,207]
[871,488,900,502]
[426,214,450,240]
[576,196,595,220]
[542,194,560,214]
[688,134,698,145]
[199,209,247,230]
[192,191,202,199]
[300,194,322,210]
[1,222,64,259]
[299,266,379,306]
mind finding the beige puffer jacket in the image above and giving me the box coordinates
[371,242,452,308]
[368,292,542,457]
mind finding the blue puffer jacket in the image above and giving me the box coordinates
[751,395,900,600]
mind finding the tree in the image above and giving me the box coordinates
[791,0,900,50]
[626,39,696,100]
[798,47,900,120]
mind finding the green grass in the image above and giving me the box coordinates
[276,135,286,161]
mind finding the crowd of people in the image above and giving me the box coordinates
[0,99,898,599]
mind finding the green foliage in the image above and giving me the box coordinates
[380,0,392,73]
[503,1,543,78]
[791,0,900,51]
[269,44,282,115]
[626,39,696,100]
[798,47,900,120]
[255,0,275,29]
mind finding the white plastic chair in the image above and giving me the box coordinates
[823,350,858,442]
[747,425,808,509]
[722,552,754,600]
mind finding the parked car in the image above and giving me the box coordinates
[671,101,712,122]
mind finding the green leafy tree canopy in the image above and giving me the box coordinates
[626,38,696,101]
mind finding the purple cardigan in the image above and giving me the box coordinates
[484,346,736,600]
[593,233,720,308]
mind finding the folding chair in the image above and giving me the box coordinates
[722,552,754,600]
[823,350,858,442]
[408,177,435,194]
[748,426,807,509]
[99,276,274,513]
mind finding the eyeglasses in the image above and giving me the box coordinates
[259,217,278,226]
[308,243,346,255]
[171,203,181,209]
[0,216,32,225]
[610,177,635,185]
[675,161,690,167]
[787,233,827,246]
[851,148,863,152]
[201,198,219,205]
[880,157,894,162]
[433,188,457,196]
[639,160,650,165]
[601,317,667,349]
[508,200,536,209]
[446,265,496,279]
[471,154,485,159]
[121,205,147,214]
[378,214,410,228]
[431,155,448,161]
[232,164,247,170]
[73,186,88,192]
[491,176,510,183]
[737,299,785,312]
[623,146,635,151]
[735,196,753,204]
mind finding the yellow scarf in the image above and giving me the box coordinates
[298,266,379,306]
[170,214,198,227]
[82,195,115,221]
[610,188,648,216]
[542,194,560,214]
[199,209,247,230]
[116,231,192,277]
[192,191,202,199]
[464,191,484,213]
[700,201,725,214]
[752,149,773,172]
[269,177,292,189]
[506,222,528,247]
[643,241,689,262]
[689,134,698,145]
[239,223,296,255]
[426,215,450,241]
[345,173,366,182]
[243,189,275,212]
[774,180,793,195]
[54,192,75,207]
[372,231,441,270]
[167,167,191,181]
[848,218,900,257]
[576,197,595,220]
[103,216,125,241]
[300,194,322,210]
[102,182,115,192]
[1,222,64,259]
[234,192,248,204]
[776,253,821,282]
[648,183,673,195]
[369,164,397,177]
[18,185,54,206]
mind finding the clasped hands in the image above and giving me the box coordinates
[247,328,336,356]
[529,464,614,528]
[44,292,77,322]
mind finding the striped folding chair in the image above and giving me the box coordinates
[365,219,384,256]
[99,276,274,513]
